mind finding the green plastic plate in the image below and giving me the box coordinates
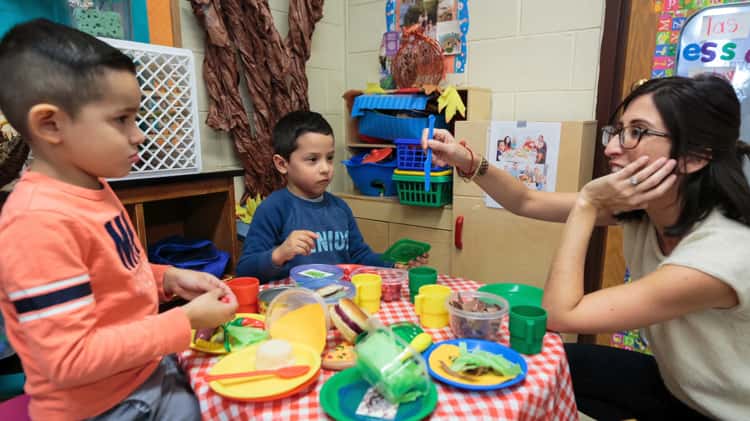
[383,238,431,264]
[319,367,438,421]
[477,283,543,309]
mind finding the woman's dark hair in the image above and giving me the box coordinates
[614,74,750,235]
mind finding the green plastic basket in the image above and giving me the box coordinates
[392,171,452,207]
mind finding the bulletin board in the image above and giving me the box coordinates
[385,0,469,74]
[675,2,750,143]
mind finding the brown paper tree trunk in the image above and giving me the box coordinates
[190,0,324,198]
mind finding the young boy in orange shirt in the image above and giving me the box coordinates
[0,20,237,420]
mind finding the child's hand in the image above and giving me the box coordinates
[164,267,236,301]
[394,253,430,269]
[183,289,238,329]
[272,230,319,266]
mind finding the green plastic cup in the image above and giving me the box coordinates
[408,266,437,303]
[509,305,547,355]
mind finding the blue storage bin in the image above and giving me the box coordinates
[351,94,431,117]
[358,110,447,141]
[342,153,397,197]
[394,138,451,171]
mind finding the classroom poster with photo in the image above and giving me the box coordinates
[485,122,562,209]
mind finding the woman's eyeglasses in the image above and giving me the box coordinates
[601,125,669,149]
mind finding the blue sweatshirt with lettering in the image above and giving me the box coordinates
[236,188,392,282]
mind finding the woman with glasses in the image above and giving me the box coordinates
[422,74,750,420]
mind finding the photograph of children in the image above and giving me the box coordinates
[437,0,455,22]
[496,136,512,161]
[399,0,438,38]
[486,122,561,209]
[437,20,462,55]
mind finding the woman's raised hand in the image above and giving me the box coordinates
[579,156,677,213]
[421,128,475,173]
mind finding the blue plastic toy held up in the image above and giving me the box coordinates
[424,115,436,192]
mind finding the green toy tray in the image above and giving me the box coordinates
[319,367,438,421]
[383,238,431,264]
[477,283,543,309]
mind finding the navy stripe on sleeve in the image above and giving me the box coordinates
[13,283,93,314]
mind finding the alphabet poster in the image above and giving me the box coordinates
[675,2,750,145]
[484,122,561,209]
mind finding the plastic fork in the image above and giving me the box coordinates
[424,115,436,192]
[204,365,310,382]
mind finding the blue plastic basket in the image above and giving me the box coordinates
[394,138,450,171]
[357,110,447,141]
[342,153,397,196]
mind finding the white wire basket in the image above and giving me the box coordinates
[101,38,202,180]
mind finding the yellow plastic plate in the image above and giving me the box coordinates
[425,339,527,391]
[190,313,265,354]
[207,341,321,400]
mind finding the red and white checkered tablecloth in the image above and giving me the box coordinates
[178,276,578,421]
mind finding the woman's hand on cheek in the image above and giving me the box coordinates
[579,156,677,212]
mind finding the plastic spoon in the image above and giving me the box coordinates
[397,332,433,363]
[205,365,310,382]
[424,115,436,192]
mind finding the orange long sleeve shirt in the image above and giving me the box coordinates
[0,171,191,420]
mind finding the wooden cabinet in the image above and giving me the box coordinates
[111,171,241,274]
[341,194,452,274]
[450,121,597,288]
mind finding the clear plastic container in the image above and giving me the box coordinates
[447,291,510,342]
[257,286,292,315]
[296,279,356,308]
[265,288,330,353]
[290,264,343,288]
[354,323,431,403]
[351,266,408,302]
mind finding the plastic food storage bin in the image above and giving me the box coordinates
[447,291,510,342]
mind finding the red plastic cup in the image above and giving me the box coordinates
[226,277,259,313]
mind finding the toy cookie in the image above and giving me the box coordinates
[322,342,356,370]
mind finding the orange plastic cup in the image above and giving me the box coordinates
[226,277,260,313]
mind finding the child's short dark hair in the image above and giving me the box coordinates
[272,110,334,160]
[0,19,136,138]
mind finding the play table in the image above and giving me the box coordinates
[178,275,578,420]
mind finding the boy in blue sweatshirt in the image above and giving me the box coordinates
[236,111,427,282]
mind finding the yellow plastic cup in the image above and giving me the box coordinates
[352,273,382,314]
[414,284,451,328]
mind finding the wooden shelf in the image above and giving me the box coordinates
[112,172,239,275]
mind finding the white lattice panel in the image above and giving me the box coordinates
[101,38,202,180]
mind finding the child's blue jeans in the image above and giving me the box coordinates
[87,354,200,421]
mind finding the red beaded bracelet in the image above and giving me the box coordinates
[456,140,477,179]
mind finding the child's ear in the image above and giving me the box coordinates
[27,104,65,146]
[273,154,289,174]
